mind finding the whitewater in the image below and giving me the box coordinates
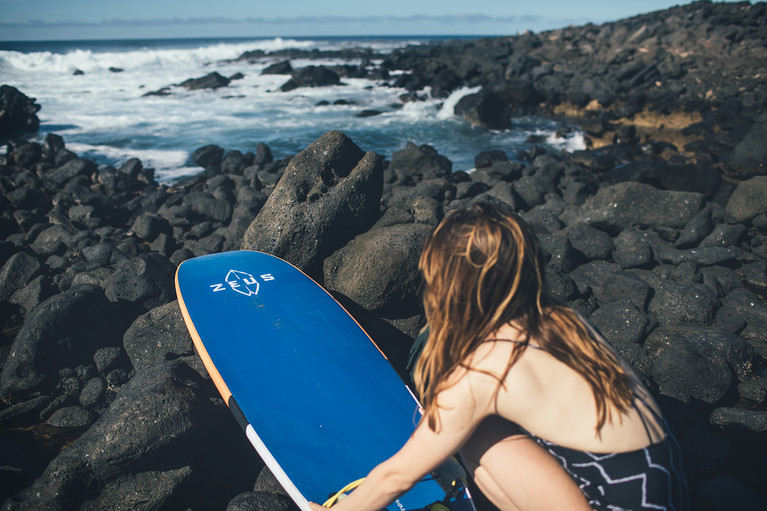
[0,37,585,182]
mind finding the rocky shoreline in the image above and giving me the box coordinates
[2,1,767,510]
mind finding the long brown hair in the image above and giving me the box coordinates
[414,201,634,433]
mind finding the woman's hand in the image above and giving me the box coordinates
[308,502,325,511]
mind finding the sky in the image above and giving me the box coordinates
[0,0,739,41]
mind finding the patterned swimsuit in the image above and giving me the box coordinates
[526,427,689,510]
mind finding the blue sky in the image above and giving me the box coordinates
[0,1,735,41]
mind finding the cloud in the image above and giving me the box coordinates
[0,13,559,29]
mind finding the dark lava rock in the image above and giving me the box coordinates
[724,175,767,224]
[0,285,126,404]
[453,88,511,130]
[103,253,175,311]
[2,360,216,511]
[323,223,432,316]
[387,142,452,186]
[123,301,194,370]
[726,112,767,179]
[279,66,340,92]
[241,131,383,274]
[0,85,41,138]
[645,326,755,405]
[0,252,41,301]
[261,60,293,75]
[226,491,296,511]
[193,144,225,170]
[180,72,231,91]
[560,182,704,234]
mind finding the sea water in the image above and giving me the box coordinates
[0,36,585,182]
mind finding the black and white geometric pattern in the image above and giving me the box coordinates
[529,433,689,511]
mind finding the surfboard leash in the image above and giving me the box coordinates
[321,478,366,507]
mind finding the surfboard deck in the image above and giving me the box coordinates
[175,250,475,511]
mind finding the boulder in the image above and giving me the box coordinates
[0,85,40,138]
[323,223,432,316]
[193,145,225,170]
[453,88,511,130]
[724,175,767,223]
[123,301,194,370]
[645,326,755,405]
[279,66,340,92]
[103,253,176,311]
[44,158,97,187]
[261,60,293,75]
[387,142,452,185]
[560,182,704,234]
[726,112,767,178]
[0,285,126,404]
[241,131,383,274]
[2,361,215,510]
[180,72,231,90]
[0,252,41,301]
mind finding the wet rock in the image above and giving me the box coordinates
[241,131,383,274]
[453,88,511,130]
[123,301,194,370]
[0,85,40,138]
[180,71,231,90]
[261,60,293,75]
[569,261,652,312]
[193,144,225,170]
[279,66,340,92]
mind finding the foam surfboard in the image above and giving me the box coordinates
[175,250,475,511]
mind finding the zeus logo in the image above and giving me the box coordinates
[210,270,275,296]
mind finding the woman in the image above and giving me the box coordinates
[310,201,688,511]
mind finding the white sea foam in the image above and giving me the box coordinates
[436,86,482,120]
[4,37,584,182]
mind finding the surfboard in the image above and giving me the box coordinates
[175,250,475,511]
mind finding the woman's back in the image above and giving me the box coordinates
[468,322,666,454]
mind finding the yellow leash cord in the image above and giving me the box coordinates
[321,478,366,507]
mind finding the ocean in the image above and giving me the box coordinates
[0,36,586,183]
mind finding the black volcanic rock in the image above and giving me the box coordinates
[279,65,341,92]
[241,131,383,275]
[454,88,511,130]
[179,71,231,90]
[0,85,40,139]
[261,60,293,75]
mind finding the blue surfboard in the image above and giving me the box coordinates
[175,250,475,511]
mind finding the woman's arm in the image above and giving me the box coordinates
[309,372,489,511]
